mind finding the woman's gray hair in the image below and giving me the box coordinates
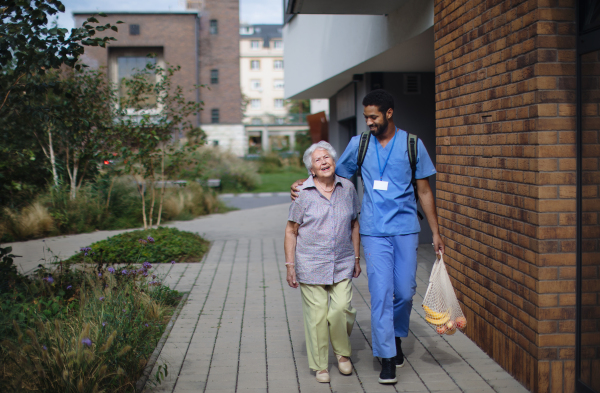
[303,141,337,175]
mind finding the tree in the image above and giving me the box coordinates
[112,60,205,229]
[0,0,121,208]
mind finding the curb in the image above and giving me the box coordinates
[135,292,189,392]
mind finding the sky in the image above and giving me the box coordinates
[56,0,283,30]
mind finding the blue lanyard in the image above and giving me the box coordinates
[374,131,397,180]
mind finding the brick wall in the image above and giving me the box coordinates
[196,0,242,124]
[74,13,199,126]
[433,1,577,392]
[580,48,600,392]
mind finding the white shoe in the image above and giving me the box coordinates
[316,369,330,383]
[336,354,353,375]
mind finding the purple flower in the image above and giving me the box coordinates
[121,269,128,275]
[98,273,102,277]
[107,267,115,273]
[123,309,127,313]
[42,345,47,351]
[66,285,72,290]
[152,274,157,279]
[144,323,149,327]
[81,338,92,347]
[99,297,105,301]
[131,269,137,275]
[147,236,155,243]
[142,262,152,269]
[43,276,54,284]
[171,260,176,264]
[102,322,107,327]
[142,271,148,277]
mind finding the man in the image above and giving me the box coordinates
[291,89,445,384]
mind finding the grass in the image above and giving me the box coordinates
[65,227,210,265]
[252,166,308,193]
[0,243,182,392]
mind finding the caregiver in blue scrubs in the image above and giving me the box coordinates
[291,89,445,385]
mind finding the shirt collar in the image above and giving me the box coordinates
[304,175,343,189]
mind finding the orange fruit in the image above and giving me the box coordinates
[436,325,447,334]
[446,320,455,330]
[456,316,467,330]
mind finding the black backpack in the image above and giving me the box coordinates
[357,131,424,220]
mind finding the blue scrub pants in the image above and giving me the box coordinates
[362,233,419,359]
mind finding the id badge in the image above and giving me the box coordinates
[373,180,388,191]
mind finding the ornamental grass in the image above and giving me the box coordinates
[0,243,181,392]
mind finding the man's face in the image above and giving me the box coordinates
[363,105,391,137]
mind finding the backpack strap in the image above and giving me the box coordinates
[408,133,424,220]
[357,131,371,177]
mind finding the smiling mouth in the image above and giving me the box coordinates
[321,165,331,172]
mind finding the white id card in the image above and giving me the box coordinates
[373,180,388,191]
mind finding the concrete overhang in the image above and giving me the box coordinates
[285,0,409,15]
[286,26,434,100]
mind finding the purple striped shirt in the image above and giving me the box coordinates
[288,175,360,285]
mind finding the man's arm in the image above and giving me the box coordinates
[290,178,308,201]
[416,178,445,255]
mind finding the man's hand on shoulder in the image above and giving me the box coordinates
[290,178,307,201]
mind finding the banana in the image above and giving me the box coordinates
[422,305,450,325]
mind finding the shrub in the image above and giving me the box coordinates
[177,147,260,192]
[0,244,181,392]
[1,202,55,240]
[66,227,210,265]
[257,152,284,174]
[160,182,220,221]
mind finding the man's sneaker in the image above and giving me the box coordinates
[378,358,397,384]
[395,337,405,368]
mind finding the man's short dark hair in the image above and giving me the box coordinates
[362,89,394,115]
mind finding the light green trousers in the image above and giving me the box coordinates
[300,279,357,371]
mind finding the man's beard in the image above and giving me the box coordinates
[370,117,388,137]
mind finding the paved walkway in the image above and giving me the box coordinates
[6,204,529,393]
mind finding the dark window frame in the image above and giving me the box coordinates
[209,19,218,35]
[129,24,140,35]
[211,108,220,124]
[210,69,219,84]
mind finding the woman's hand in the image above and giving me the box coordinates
[353,261,361,278]
[286,265,298,288]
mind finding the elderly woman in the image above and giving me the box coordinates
[284,141,361,383]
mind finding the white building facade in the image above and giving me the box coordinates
[240,24,308,153]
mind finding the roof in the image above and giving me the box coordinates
[73,10,199,16]
[240,24,282,39]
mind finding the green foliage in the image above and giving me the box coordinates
[178,147,261,193]
[0,254,181,392]
[254,167,309,193]
[257,152,284,174]
[65,227,210,265]
[286,99,310,115]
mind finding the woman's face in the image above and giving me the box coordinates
[311,148,335,179]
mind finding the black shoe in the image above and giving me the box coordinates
[378,357,397,384]
[395,337,405,368]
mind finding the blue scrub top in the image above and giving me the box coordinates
[336,128,437,237]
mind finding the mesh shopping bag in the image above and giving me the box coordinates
[421,254,467,335]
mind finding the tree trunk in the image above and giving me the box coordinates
[148,176,156,228]
[105,176,116,211]
[65,149,79,200]
[48,129,58,188]
[156,150,167,226]
[137,178,148,230]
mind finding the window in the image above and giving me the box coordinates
[275,117,284,125]
[274,99,284,109]
[117,56,157,108]
[209,20,218,35]
[274,60,283,70]
[129,24,140,35]
[212,140,219,146]
[250,99,261,109]
[251,79,261,90]
[273,40,283,50]
[250,60,260,70]
[211,109,219,124]
[211,69,219,84]
[250,40,261,50]
[274,79,284,89]
[251,118,262,125]
[240,26,253,35]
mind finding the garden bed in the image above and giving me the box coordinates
[0,228,207,392]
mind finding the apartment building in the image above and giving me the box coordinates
[240,24,308,152]
[73,0,246,155]
[283,1,599,392]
